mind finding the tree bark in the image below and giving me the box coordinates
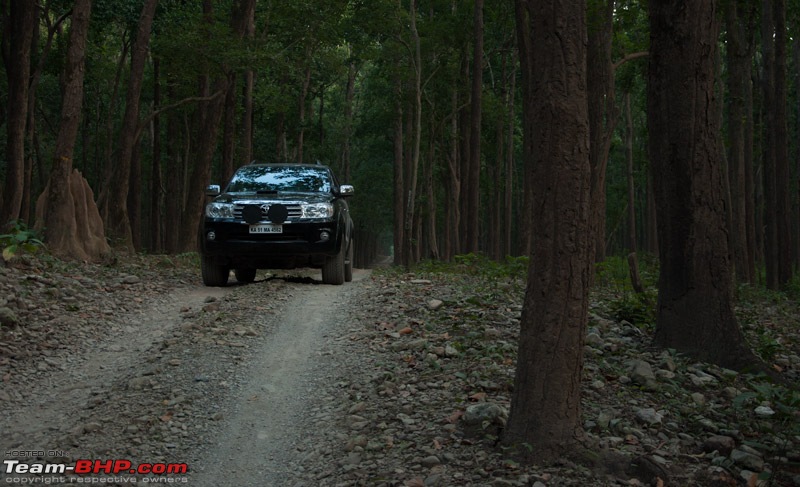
[163,84,183,255]
[221,73,237,184]
[393,84,405,267]
[0,0,36,228]
[403,0,422,268]
[761,0,779,289]
[128,139,142,250]
[150,58,163,252]
[725,1,755,283]
[178,0,255,251]
[794,35,800,272]
[647,0,764,371]
[744,58,758,282]
[504,0,591,464]
[624,93,643,294]
[445,88,461,261]
[513,0,534,257]
[343,57,357,183]
[464,0,483,254]
[458,50,471,254]
[297,57,313,164]
[98,0,159,250]
[587,0,617,264]
[424,131,439,260]
[772,0,792,287]
[239,5,255,167]
[504,48,517,258]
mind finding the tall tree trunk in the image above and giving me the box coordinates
[725,1,754,283]
[648,0,764,371]
[1,0,36,228]
[745,63,758,282]
[39,0,109,261]
[98,0,159,250]
[458,50,471,254]
[221,74,237,184]
[393,85,405,267]
[128,139,142,250]
[761,0,779,289]
[513,0,535,257]
[163,85,182,254]
[465,0,483,254]
[150,58,163,252]
[645,170,658,254]
[179,79,228,252]
[275,111,287,160]
[239,6,255,167]
[794,35,800,271]
[624,92,643,293]
[22,6,43,225]
[403,0,422,268]
[343,58,357,183]
[490,110,504,261]
[297,59,312,164]
[445,88,461,261]
[179,0,255,251]
[587,0,617,263]
[424,132,439,260]
[99,39,129,196]
[504,0,591,464]
[504,48,517,258]
[772,0,792,287]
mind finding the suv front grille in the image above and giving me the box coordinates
[233,203,303,222]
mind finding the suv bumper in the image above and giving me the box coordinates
[201,220,342,267]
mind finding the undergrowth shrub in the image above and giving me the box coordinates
[0,221,45,260]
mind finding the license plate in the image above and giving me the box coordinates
[249,224,283,234]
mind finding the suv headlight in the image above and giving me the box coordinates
[301,202,334,219]
[205,202,235,219]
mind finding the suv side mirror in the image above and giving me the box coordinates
[339,185,354,196]
[206,184,221,196]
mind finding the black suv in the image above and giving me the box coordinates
[200,163,354,286]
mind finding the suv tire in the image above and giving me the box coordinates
[322,245,345,285]
[234,268,257,283]
[201,255,230,287]
[344,240,353,283]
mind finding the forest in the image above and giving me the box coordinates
[2,0,800,469]
[0,0,797,283]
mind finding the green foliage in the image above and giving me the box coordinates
[595,254,658,291]
[607,290,656,328]
[448,253,529,281]
[733,376,800,439]
[784,274,800,300]
[0,221,46,260]
[754,331,783,362]
[596,255,658,328]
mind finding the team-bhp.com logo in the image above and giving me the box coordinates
[4,459,188,483]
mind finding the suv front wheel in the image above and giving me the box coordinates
[322,245,345,285]
[201,255,230,287]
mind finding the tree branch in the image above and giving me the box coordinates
[134,90,226,144]
[613,51,649,71]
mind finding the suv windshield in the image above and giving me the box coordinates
[225,165,332,193]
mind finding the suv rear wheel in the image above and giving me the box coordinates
[344,240,353,283]
[234,268,257,283]
[201,255,230,286]
[322,245,345,285]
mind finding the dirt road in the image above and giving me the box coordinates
[189,271,370,486]
[1,267,371,485]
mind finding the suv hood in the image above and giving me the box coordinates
[215,192,334,204]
